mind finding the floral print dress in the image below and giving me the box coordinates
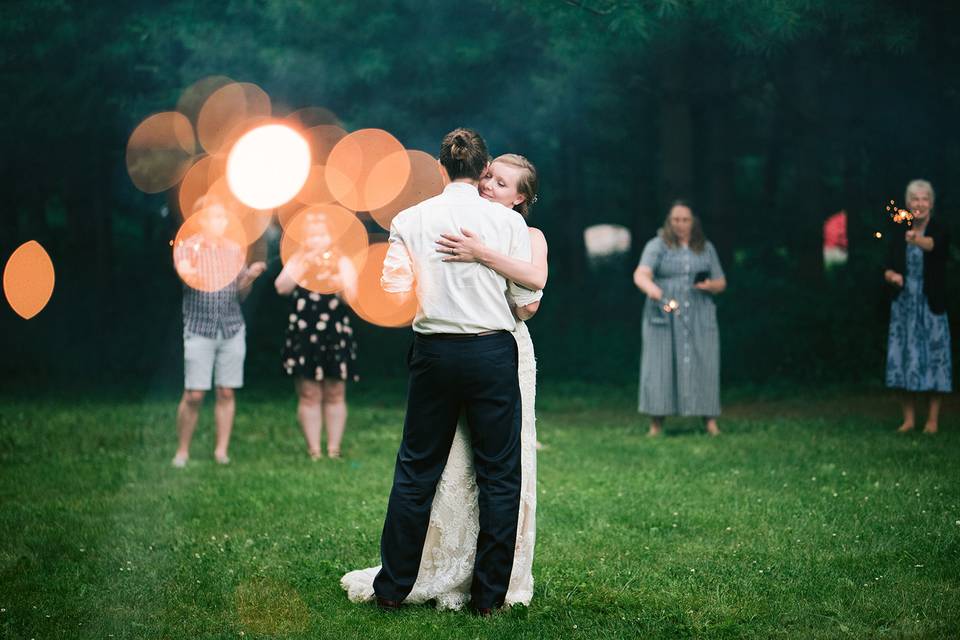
[885,240,952,392]
[282,287,358,382]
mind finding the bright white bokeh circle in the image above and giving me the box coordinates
[227,124,311,209]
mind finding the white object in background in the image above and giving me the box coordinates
[584,224,631,259]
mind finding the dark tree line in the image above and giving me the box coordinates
[2,1,959,386]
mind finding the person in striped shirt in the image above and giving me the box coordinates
[171,197,266,467]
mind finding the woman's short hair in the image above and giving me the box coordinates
[439,128,488,181]
[906,179,935,207]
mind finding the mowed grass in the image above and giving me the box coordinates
[0,383,958,639]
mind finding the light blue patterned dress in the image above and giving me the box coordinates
[638,237,724,416]
[885,239,953,392]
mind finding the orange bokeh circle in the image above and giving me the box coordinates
[284,125,350,208]
[126,111,196,194]
[344,242,418,328]
[197,82,271,154]
[3,240,55,320]
[204,177,273,246]
[369,150,446,230]
[177,155,226,220]
[173,206,248,292]
[325,129,411,211]
[176,75,234,127]
[279,205,369,295]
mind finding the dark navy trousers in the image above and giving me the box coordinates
[373,331,522,609]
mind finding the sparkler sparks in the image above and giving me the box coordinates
[886,199,914,226]
[662,298,679,313]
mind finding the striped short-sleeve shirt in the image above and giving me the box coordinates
[176,234,247,339]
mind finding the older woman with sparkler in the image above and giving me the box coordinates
[633,201,726,437]
[884,179,952,434]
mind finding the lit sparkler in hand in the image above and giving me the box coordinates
[662,298,679,314]
[886,200,915,227]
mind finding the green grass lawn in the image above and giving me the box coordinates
[0,383,958,639]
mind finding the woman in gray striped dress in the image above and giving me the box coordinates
[633,201,726,436]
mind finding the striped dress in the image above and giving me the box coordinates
[638,236,724,417]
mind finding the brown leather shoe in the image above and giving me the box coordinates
[375,596,402,612]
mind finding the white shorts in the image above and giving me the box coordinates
[184,326,246,390]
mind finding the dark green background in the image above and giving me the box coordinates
[3,0,959,391]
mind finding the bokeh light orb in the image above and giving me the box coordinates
[226,123,311,210]
[370,150,445,230]
[173,206,248,292]
[326,129,411,211]
[280,205,369,294]
[197,82,271,154]
[344,242,418,328]
[126,111,196,194]
[3,240,55,319]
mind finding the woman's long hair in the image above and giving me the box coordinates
[659,200,706,253]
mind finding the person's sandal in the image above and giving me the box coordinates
[327,449,342,460]
[215,454,230,465]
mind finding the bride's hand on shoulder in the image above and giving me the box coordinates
[435,228,488,263]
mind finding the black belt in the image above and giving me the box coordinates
[419,330,508,340]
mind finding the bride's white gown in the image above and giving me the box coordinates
[341,320,538,609]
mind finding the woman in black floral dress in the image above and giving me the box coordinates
[275,213,358,459]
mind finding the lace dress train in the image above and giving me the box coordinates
[341,321,538,609]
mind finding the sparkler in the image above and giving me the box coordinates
[662,298,679,314]
[886,200,914,227]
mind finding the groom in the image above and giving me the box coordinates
[373,128,540,614]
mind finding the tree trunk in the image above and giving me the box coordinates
[657,46,694,209]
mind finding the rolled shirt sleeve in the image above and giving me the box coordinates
[509,285,543,307]
[381,219,414,293]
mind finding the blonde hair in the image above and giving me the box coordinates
[905,179,935,207]
[492,153,538,218]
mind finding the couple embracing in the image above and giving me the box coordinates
[340,128,548,614]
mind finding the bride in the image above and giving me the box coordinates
[341,153,548,609]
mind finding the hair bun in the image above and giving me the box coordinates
[439,128,488,181]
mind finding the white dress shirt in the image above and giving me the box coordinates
[381,182,542,334]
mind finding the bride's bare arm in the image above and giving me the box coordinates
[436,227,548,291]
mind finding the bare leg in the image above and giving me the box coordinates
[174,389,206,462]
[705,417,721,436]
[213,386,235,461]
[647,416,664,437]
[296,378,324,458]
[897,393,916,432]
[924,394,941,434]
[323,380,347,458]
